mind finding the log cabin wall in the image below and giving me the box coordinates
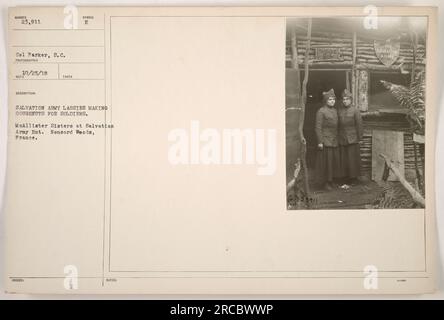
[285,31,426,73]
[285,30,426,110]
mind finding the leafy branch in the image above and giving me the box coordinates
[380,71,425,135]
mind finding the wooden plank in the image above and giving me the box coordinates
[379,153,425,207]
[413,133,425,144]
[372,130,405,181]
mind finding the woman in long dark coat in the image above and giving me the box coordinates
[315,89,341,191]
[338,89,363,183]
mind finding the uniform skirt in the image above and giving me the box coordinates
[339,143,361,179]
[315,146,341,185]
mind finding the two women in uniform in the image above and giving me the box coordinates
[315,88,363,190]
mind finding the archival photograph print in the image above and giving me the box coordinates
[286,16,426,210]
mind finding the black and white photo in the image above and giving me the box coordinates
[286,17,427,210]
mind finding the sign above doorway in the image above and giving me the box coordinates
[374,37,401,67]
[313,45,344,62]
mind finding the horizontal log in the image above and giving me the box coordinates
[298,57,351,65]
[357,58,380,62]
[357,54,378,59]
[291,46,425,56]
[296,36,353,42]
[296,48,352,54]
[400,45,426,50]
[357,50,377,55]
[400,48,426,53]
[358,60,381,64]
[402,58,426,64]
[297,51,353,56]
[297,46,353,51]
[356,42,424,47]
[297,39,352,45]
[356,63,403,70]
[356,49,425,57]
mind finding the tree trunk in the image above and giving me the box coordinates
[299,18,312,196]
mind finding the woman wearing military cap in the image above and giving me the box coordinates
[338,89,363,183]
[315,88,341,191]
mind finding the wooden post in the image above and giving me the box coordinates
[290,27,302,107]
[299,18,312,196]
[379,153,425,207]
[301,19,312,123]
[286,23,310,198]
[290,28,298,70]
[351,32,357,105]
